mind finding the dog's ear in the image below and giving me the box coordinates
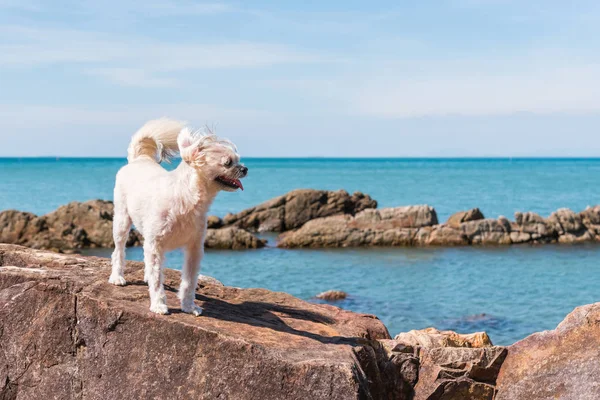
[178,128,203,164]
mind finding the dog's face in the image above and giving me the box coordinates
[178,128,247,192]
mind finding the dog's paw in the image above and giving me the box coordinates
[108,274,127,286]
[149,302,169,315]
[181,303,203,317]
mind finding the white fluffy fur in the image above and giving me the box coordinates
[109,118,247,315]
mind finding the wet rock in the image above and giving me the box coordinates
[0,244,397,399]
[204,227,267,249]
[394,327,493,349]
[447,208,485,227]
[496,302,600,400]
[316,290,348,301]
[222,189,377,232]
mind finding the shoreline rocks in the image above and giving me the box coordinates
[222,189,377,232]
[277,204,600,248]
[0,200,265,252]
[4,191,600,251]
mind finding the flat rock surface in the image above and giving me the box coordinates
[0,244,395,400]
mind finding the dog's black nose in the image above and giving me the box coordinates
[240,166,248,176]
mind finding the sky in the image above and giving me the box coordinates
[1,0,599,157]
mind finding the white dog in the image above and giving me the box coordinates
[108,118,247,315]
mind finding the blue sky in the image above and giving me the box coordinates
[1,0,599,157]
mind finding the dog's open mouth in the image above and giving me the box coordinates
[215,176,244,190]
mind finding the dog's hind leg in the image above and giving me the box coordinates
[144,240,169,314]
[109,203,131,286]
[179,242,203,316]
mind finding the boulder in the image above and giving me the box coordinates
[316,290,348,301]
[394,327,493,349]
[496,302,600,400]
[447,208,485,227]
[206,215,223,229]
[414,346,507,400]
[548,208,593,243]
[222,189,377,232]
[204,227,267,249]
[0,201,142,251]
[0,244,401,400]
[0,202,265,251]
[277,206,436,248]
[460,217,512,245]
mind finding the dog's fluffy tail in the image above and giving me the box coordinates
[127,118,186,163]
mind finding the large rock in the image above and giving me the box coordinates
[222,189,377,232]
[0,244,401,400]
[414,346,507,400]
[0,201,264,251]
[548,208,593,243]
[277,206,437,248]
[496,302,600,400]
[384,328,506,400]
[0,201,142,251]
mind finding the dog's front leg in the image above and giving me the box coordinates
[179,242,203,316]
[144,240,168,314]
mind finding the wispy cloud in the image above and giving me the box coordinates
[0,25,336,87]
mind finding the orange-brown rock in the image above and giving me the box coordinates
[0,201,265,251]
[0,244,400,400]
[447,208,485,227]
[222,189,377,232]
[316,290,348,301]
[495,302,600,400]
[394,327,493,349]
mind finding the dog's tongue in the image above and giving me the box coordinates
[234,179,244,191]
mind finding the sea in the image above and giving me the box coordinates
[2,157,600,345]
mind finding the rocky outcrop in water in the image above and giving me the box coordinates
[204,226,266,249]
[0,201,265,251]
[222,189,377,232]
[0,200,142,252]
[278,205,600,248]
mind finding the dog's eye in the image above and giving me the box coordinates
[224,158,232,167]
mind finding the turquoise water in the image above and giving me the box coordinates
[2,157,600,344]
